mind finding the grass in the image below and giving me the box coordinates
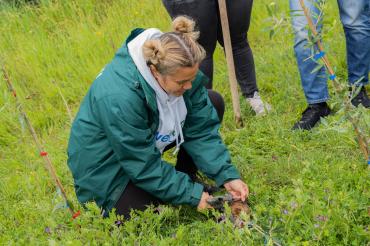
[0,0,369,244]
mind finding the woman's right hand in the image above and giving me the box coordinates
[197,192,213,211]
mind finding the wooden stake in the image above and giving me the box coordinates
[218,0,243,127]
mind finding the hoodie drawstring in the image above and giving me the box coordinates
[167,98,184,155]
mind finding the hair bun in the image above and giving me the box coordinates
[142,40,166,65]
[172,16,199,40]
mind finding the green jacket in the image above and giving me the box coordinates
[67,28,240,212]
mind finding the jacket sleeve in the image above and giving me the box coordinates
[182,86,241,187]
[95,95,203,206]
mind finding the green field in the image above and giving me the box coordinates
[0,0,369,244]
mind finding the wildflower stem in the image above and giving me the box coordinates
[52,80,73,124]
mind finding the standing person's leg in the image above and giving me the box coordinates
[216,0,271,115]
[337,0,370,108]
[218,0,257,97]
[289,0,331,130]
[290,0,328,104]
[161,0,219,89]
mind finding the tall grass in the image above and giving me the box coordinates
[0,0,369,244]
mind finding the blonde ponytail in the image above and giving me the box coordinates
[142,16,205,75]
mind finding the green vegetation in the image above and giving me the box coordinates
[0,0,369,244]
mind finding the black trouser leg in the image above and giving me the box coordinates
[114,90,225,218]
[217,0,258,97]
[162,0,218,89]
[114,181,162,218]
[161,0,258,96]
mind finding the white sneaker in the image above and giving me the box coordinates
[246,91,272,115]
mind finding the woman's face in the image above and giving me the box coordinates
[151,64,199,97]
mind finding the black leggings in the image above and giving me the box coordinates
[162,0,258,98]
[114,90,225,218]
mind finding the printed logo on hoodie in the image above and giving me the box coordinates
[155,130,176,143]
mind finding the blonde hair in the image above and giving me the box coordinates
[142,16,206,75]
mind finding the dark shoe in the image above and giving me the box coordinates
[292,102,331,130]
[350,86,370,108]
[189,173,220,194]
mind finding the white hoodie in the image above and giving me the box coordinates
[128,28,187,154]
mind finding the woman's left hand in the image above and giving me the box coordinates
[223,179,249,202]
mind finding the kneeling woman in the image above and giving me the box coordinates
[67,16,248,218]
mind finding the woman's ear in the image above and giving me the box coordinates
[149,65,157,76]
[149,65,161,81]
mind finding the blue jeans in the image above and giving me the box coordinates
[290,0,370,104]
